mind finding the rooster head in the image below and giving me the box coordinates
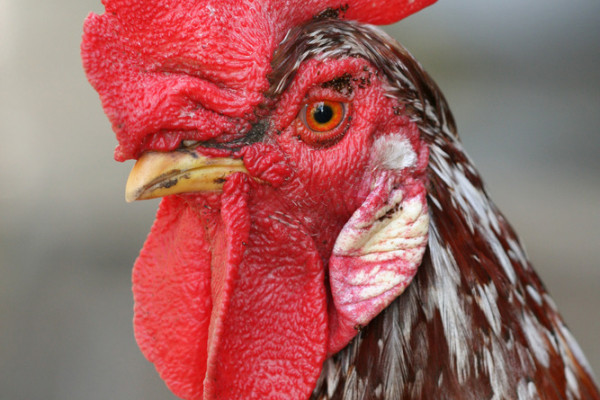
[82,1,436,399]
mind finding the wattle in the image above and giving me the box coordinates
[132,173,328,400]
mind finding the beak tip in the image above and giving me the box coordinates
[125,188,141,203]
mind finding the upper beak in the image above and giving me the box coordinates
[125,150,248,202]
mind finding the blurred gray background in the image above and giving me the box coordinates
[1,0,598,399]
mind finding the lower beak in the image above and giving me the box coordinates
[125,150,248,202]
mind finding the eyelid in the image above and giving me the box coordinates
[299,103,310,127]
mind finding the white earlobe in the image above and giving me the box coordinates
[371,135,417,171]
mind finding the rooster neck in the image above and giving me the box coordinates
[312,135,600,399]
[301,22,600,399]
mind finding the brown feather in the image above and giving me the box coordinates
[268,19,599,400]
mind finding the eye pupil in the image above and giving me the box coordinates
[313,104,333,124]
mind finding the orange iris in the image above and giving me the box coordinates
[304,100,345,132]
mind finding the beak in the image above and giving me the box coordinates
[125,150,248,202]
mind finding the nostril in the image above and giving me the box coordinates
[181,140,201,148]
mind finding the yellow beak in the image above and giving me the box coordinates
[125,150,248,202]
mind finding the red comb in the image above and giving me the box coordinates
[82,0,435,161]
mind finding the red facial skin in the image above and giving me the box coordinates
[132,57,428,399]
[82,1,435,399]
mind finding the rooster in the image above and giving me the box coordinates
[81,0,600,399]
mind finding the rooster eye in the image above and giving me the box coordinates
[297,100,349,145]
[304,101,345,131]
